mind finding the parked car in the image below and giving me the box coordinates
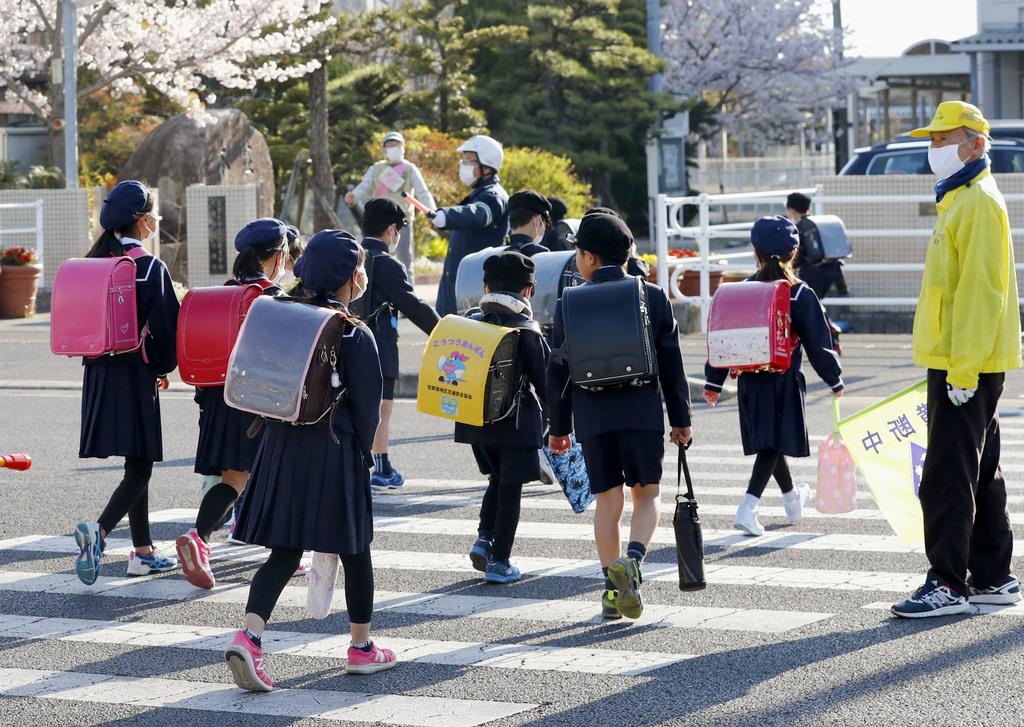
[839,137,1024,176]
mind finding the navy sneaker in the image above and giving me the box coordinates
[74,522,104,586]
[891,578,971,618]
[370,468,405,491]
[126,547,179,577]
[469,538,492,572]
[968,575,1021,605]
[484,560,521,584]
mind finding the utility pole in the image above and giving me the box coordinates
[63,0,79,189]
[832,0,849,174]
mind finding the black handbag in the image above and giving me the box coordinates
[673,443,706,591]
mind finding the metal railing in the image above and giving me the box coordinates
[654,189,1024,331]
[0,200,44,277]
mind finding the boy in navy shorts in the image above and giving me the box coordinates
[547,212,692,619]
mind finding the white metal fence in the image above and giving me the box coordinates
[654,188,1024,332]
[0,200,44,277]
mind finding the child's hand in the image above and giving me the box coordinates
[833,387,844,398]
[547,434,571,455]
[670,427,692,446]
[703,390,719,406]
[157,376,169,391]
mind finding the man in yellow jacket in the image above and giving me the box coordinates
[892,101,1022,618]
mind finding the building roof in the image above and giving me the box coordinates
[953,28,1024,52]
[844,53,970,81]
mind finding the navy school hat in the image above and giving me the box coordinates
[234,217,288,252]
[548,196,568,222]
[99,180,150,232]
[484,249,536,289]
[362,198,408,232]
[750,215,800,257]
[573,212,633,264]
[509,190,553,218]
[295,229,362,293]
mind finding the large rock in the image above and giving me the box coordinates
[120,109,275,282]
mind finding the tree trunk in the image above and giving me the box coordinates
[308,60,336,231]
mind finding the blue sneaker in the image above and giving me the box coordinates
[370,468,405,491]
[484,560,521,584]
[891,578,970,618]
[126,547,179,577]
[469,538,492,572]
[74,522,104,586]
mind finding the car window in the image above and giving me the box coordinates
[991,148,1024,173]
[866,150,930,175]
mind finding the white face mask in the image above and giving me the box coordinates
[277,269,296,289]
[350,266,368,302]
[928,141,967,180]
[459,161,478,187]
[140,215,158,246]
[385,146,404,163]
[270,252,287,284]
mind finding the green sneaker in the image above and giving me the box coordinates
[607,556,643,619]
[601,589,622,620]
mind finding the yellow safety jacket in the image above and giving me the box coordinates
[912,168,1022,388]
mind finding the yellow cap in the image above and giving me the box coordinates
[909,101,990,137]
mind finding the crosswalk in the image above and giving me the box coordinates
[1,438,1022,725]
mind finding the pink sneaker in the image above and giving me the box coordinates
[175,529,214,590]
[225,630,273,692]
[346,641,398,675]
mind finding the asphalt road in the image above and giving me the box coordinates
[0,313,1022,726]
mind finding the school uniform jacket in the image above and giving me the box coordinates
[704,280,843,457]
[361,237,440,380]
[79,239,179,461]
[453,297,550,449]
[506,233,549,257]
[193,275,283,475]
[234,301,383,555]
[435,177,510,316]
[546,265,692,442]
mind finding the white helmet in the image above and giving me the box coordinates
[458,135,503,172]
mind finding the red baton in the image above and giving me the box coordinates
[400,191,436,218]
[0,454,32,471]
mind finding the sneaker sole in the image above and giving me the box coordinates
[73,525,98,586]
[176,536,215,590]
[469,548,490,572]
[484,572,521,584]
[733,521,764,537]
[890,602,972,618]
[346,658,398,675]
[969,593,1022,605]
[607,560,643,619]
[225,648,272,692]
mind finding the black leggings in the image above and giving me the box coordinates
[97,456,153,547]
[246,548,374,624]
[478,475,524,563]
[746,450,794,498]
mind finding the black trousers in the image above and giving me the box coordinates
[477,475,524,563]
[920,369,1013,594]
[97,456,153,547]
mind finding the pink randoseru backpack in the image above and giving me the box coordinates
[815,398,858,514]
[50,247,148,357]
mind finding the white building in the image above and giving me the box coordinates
[954,0,1024,119]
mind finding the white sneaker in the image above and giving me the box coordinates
[783,483,811,523]
[734,494,764,537]
[306,551,339,619]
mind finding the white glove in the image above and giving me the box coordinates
[431,209,447,229]
[947,383,977,407]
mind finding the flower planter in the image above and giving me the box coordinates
[0,264,42,318]
[648,264,722,296]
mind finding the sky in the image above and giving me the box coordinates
[821,0,979,57]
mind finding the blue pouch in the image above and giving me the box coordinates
[543,434,595,514]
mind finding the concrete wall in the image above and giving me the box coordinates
[185,184,260,288]
[0,189,90,289]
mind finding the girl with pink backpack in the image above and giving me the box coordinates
[66,180,181,584]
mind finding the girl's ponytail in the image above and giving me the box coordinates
[754,250,799,287]
[85,230,126,259]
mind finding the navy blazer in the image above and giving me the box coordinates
[361,237,440,380]
[120,242,179,375]
[454,300,550,449]
[546,266,692,441]
[435,177,510,316]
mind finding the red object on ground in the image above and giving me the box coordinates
[0,454,32,470]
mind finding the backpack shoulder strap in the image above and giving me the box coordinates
[513,319,542,336]
[124,246,148,260]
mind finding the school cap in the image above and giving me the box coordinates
[100,180,150,232]
[484,250,536,289]
[750,215,800,257]
[910,101,990,137]
[362,198,408,232]
[295,229,361,293]
[509,190,553,220]
[548,196,568,222]
[572,212,633,264]
[584,206,621,218]
[234,218,288,252]
[383,131,405,145]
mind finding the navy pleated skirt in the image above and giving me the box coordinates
[233,420,373,555]
[80,355,163,461]
[736,368,809,457]
[193,386,261,475]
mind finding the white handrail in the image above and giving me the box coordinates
[0,200,44,279]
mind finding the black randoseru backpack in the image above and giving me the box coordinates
[560,275,657,391]
[468,310,543,423]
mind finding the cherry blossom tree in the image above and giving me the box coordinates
[662,0,851,152]
[0,0,335,167]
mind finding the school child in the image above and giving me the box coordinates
[224,229,395,690]
[703,215,844,536]
[506,190,552,257]
[546,212,692,619]
[358,198,440,490]
[73,180,180,585]
[175,218,293,589]
[458,251,549,583]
